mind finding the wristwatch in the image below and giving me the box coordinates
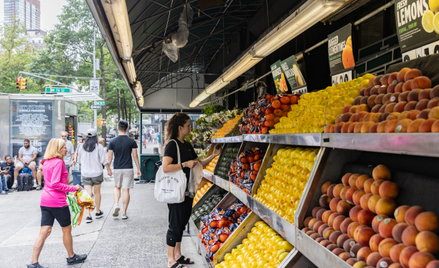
[182,162,186,168]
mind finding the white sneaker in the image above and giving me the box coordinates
[113,205,120,217]
[33,182,37,188]
[121,213,128,220]
[11,182,17,189]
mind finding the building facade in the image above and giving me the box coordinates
[4,0,41,30]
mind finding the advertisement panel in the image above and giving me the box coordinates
[279,55,306,90]
[10,100,54,158]
[328,24,355,74]
[394,0,439,53]
[270,60,288,93]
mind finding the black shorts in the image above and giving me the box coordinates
[41,206,71,227]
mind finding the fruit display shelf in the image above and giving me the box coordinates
[203,170,230,191]
[211,136,243,143]
[243,133,321,146]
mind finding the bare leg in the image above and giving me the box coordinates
[30,165,37,181]
[114,186,121,205]
[37,170,43,185]
[94,184,102,213]
[122,188,130,213]
[175,242,194,264]
[167,246,178,268]
[31,226,52,264]
[61,225,75,258]
[84,185,93,217]
[14,166,22,182]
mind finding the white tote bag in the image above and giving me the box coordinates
[154,140,187,204]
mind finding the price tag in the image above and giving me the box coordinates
[331,70,353,86]
[402,40,439,61]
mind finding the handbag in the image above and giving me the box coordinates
[154,140,187,204]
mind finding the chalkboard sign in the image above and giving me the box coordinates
[10,100,55,159]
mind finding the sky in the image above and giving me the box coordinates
[0,0,68,31]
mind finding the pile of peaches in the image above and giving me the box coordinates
[302,164,439,268]
[324,67,439,133]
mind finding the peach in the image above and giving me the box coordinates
[395,119,412,133]
[340,186,351,200]
[323,227,336,240]
[350,112,359,121]
[415,99,429,111]
[379,218,397,238]
[375,94,385,105]
[398,68,411,82]
[322,210,333,224]
[348,222,361,239]
[308,218,319,229]
[355,122,365,133]
[407,118,426,132]
[333,215,347,231]
[378,181,399,199]
[372,105,383,113]
[398,91,410,102]
[415,212,439,232]
[368,95,378,108]
[399,246,418,268]
[330,197,342,213]
[402,226,420,247]
[373,215,390,233]
[335,122,345,133]
[302,227,311,233]
[353,261,368,268]
[381,74,390,86]
[333,184,344,198]
[427,97,439,109]
[357,104,371,113]
[375,197,397,216]
[329,230,342,244]
[358,227,376,247]
[349,174,361,188]
[327,243,338,251]
[379,238,398,257]
[408,252,435,268]
[341,218,354,234]
[373,165,391,181]
[379,104,387,113]
[328,213,341,228]
[408,89,422,102]
[419,118,436,132]
[377,121,387,133]
[395,82,404,93]
[361,96,370,105]
[367,252,383,267]
[383,93,393,105]
[338,200,353,216]
[398,111,410,120]
[387,112,401,121]
[312,206,323,218]
[355,225,368,242]
[324,124,332,133]
[333,247,346,256]
[309,232,320,239]
[361,121,376,133]
[419,88,432,101]
[405,206,425,226]
[354,97,362,105]
[412,76,432,89]
[337,233,350,248]
[361,193,374,210]
[394,206,410,223]
[429,107,439,119]
[351,243,363,257]
[357,111,370,122]
[407,110,421,120]
[390,92,401,103]
[313,221,325,233]
[340,251,352,261]
[316,208,326,221]
[385,103,396,113]
[320,239,332,247]
[371,180,385,195]
[343,105,353,114]
[415,231,439,254]
[431,85,439,98]
[376,257,393,268]
[345,238,357,252]
[403,80,413,92]
[304,217,313,227]
[370,234,385,252]
[417,109,431,119]
[346,258,357,265]
[330,124,336,133]
[321,181,332,194]
[364,179,374,193]
[374,76,384,86]
[426,261,439,268]
[404,68,422,81]
[390,244,406,263]
[385,119,399,133]
[387,83,396,94]
[318,223,330,236]
[394,102,408,113]
[342,173,353,186]
[356,175,370,190]
[346,187,358,205]
[393,223,409,243]
[358,209,375,226]
[354,190,367,206]
[315,237,325,243]
[319,194,331,209]
[388,72,399,84]
[358,247,373,262]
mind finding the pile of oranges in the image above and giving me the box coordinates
[212,114,243,138]
[193,181,213,205]
[204,156,219,173]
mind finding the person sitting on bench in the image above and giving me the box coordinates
[12,139,38,189]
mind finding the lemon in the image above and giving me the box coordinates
[430,0,439,12]
[423,10,435,33]
[433,12,439,34]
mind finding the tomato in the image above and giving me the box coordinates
[265,114,275,121]
[273,117,280,124]
[250,174,256,181]
[261,126,268,134]
[242,164,249,169]
[274,109,283,117]
[247,156,254,163]
[219,233,229,242]
[241,157,248,164]
[272,100,281,109]
[254,154,262,161]
[210,221,218,228]
[265,94,272,101]
[280,96,290,104]
[290,95,299,104]
[211,244,219,253]
[281,104,290,112]
[265,108,274,115]
[202,227,208,234]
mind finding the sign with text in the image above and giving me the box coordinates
[45,87,70,93]
[291,85,308,95]
[394,0,439,53]
[270,60,288,93]
[328,24,355,74]
[89,105,101,109]
[401,40,439,61]
[280,55,306,90]
[332,70,353,86]
[96,102,105,105]
[89,79,99,95]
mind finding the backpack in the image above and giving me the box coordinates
[17,173,32,192]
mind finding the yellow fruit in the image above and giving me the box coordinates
[430,0,439,12]
[423,10,435,33]
[434,12,439,34]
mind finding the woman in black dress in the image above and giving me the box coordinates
[162,113,221,268]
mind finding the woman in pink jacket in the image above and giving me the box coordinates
[28,139,87,268]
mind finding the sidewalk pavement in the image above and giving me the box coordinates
[0,180,207,268]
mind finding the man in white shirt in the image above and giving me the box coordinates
[12,139,38,189]
[60,131,75,172]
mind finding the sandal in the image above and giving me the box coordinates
[168,263,187,268]
[177,255,194,265]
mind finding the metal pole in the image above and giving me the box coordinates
[93,29,97,129]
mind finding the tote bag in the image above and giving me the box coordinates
[154,140,187,204]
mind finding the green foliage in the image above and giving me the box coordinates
[202,102,225,116]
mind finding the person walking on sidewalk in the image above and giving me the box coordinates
[107,120,141,220]
[28,138,87,268]
[71,135,87,187]
[162,113,222,268]
[77,129,112,223]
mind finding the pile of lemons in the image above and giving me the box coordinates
[204,156,219,173]
[269,74,373,134]
[422,0,439,34]
[215,221,293,268]
[254,147,319,224]
[212,114,243,138]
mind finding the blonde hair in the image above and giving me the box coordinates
[44,138,66,160]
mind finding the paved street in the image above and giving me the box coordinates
[0,178,207,268]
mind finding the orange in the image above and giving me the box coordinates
[342,45,355,69]
[346,36,352,48]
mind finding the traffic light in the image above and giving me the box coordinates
[16,77,27,90]
[16,77,21,90]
